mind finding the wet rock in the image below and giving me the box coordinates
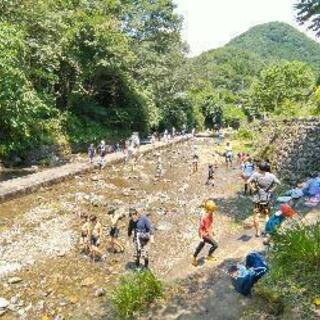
[8,277,23,284]
[94,288,106,297]
[0,298,9,309]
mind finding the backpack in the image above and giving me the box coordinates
[232,252,268,296]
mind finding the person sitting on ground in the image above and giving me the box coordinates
[192,200,218,267]
[263,203,298,245]
[88,144,95,164]
[128,206,154,269]
[224,142,233,168]
[89,215,103,261]
[80,213,90,254]
[247,162,281,237]
[108,210,125,254]
[192,153,199,173]
[241,157,255,195]
[206,164,215,186]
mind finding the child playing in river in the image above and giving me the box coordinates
[192,199,218,266]
[88,144,95,164]
[108,211,125,254]
[80,213,90,254]
[206,164,215,186]
[89,215,104,261]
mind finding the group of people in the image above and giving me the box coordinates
[80,206,153,269]
[81,134,305,278]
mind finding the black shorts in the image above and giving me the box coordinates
[91,236,100,247]
[110,227,120,238]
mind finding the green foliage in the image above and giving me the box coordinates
[296,0,320,37]
[250,61,315,114]
[259,222,320,318]
[0,0,187,160]
[228,21,320,74]
[112,270,163,320]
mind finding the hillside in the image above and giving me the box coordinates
[227,21,320,73]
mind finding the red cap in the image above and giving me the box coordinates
[280,204,296,217]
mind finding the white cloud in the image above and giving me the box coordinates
[174,0,317,56]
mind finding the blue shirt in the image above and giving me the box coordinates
[128,215,153,238]
[243,162,254,177]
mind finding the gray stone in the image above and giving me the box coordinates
[94,288,106,297]
[0,299,9,309]
[8,277,23,284]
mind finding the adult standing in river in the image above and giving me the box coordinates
[248,162,281,237]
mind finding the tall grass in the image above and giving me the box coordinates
[112,270,163,320]
[257,222,320,318]
[271,221,320,279]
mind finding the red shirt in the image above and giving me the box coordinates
[199,213,214,238]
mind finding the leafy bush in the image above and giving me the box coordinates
[237,125,254,141]
[112,270,163,320]
[258,222,320,318]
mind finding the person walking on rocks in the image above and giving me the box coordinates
[128,207,154,269]
[80,213,91,254]
[206,164,215,186]
[241,157,255,195]
[155,153,163,178]
[192,153,199,173]
[224,142,233,168]
[89,215,104,261]
[97,140,107,169]
[108,211,125,254]
[247,162,281,237]
[88,144,96,164]
[192,200,218,267]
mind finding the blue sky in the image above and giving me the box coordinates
[174,0,316,56]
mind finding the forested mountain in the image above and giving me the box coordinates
[188,22,320,128]
[227,22,320,73]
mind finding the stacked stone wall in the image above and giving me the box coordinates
[254,117,320,183]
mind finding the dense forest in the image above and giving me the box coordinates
[0,1,320,160]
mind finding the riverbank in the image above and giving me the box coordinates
[0,136,189,204]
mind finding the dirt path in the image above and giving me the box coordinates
[0,138,264,319]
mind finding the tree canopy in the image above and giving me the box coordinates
[296,0,320,37]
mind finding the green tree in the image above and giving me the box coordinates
[296,0,320,37]
[250,61,315,114]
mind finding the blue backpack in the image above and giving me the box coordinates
[232,252,268,296]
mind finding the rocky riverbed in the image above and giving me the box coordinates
[0,139,266,319]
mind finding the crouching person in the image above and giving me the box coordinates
[128,206,154,269]
[263,204,298,245]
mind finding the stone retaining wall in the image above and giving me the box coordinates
[0,137,189,203]
[254,117,320,183]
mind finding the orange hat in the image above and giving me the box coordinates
[280,204,296,217]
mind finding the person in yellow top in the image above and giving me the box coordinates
[192,200,219,267]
